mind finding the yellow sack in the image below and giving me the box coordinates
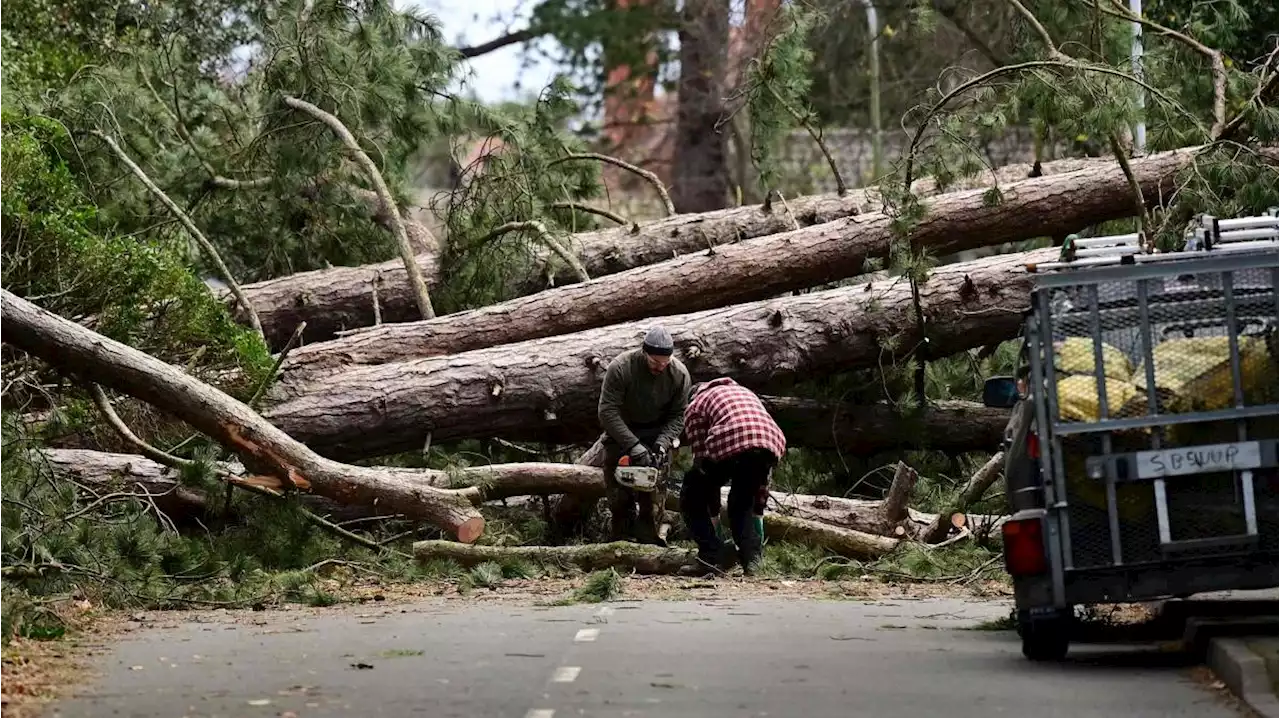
[1055,337,1134,381]
[1134,336,1276,412]
[1056,375,1142,423]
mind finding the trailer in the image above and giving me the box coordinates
[982,211,1280,660]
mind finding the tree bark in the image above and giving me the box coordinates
[276,146,1203,388]
[39,448,219,523]
[237,154,1108,348]
[763,514,901,559]
[262,247,1052,459]
[672,0,731,213]
[413,540,698,575]
[762,397,1007,454]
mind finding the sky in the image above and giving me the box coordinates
[406,0,564,104]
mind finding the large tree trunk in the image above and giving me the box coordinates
[275,147,1203,389]
[763,398,1006,453]
[263,248,1053,460]
[672,0,731,213]
[237,155,1107,348]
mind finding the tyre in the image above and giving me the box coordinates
[1019,611,1071,661]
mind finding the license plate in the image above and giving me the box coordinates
[1135,441,1263,479]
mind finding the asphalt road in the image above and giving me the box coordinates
[50,594,1245,718]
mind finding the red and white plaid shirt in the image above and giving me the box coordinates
[683,378,787,463]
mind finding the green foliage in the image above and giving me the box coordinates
[0,413,381,644]
[573,568,623,603]
[436,78,604,311]
[530,0,678,103]
[466,561,507,589]
[0,112,270,383]
[742,5,819,192]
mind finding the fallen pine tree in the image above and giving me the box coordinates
[263,247,1055,459]
[37,447,1005,561]
[275,147,1201,383]
[4,290,714,543]
[235,154,1105,348]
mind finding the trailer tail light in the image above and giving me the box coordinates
[1002,517,1048,576]
[1026,432,1041,460]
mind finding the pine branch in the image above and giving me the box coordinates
[1106,132,1153,243]
[89,130,264,338]
[457,28,538,58]
[167,322,306,455]
[1001,2,1152,239]
[86,382,401,557]
[143,70,271,191]
[765,84,847,196]
[900,48,1201,194]
[1220,49,1279,141]
[551,202,630,225]
[549,152,675,215]
[1004,0,1068,62]
[1094,0,1228,139]
[482,221,590,283]
[282,96,436,320]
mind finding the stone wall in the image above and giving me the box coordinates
[770,126,1042,195]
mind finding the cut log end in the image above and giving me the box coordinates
[456,516,485,544]
[950,513,966,529]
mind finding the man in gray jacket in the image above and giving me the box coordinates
[598,326,691,543]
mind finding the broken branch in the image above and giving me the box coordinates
[282,95,436,319]
[89,130,264,338]
[482,221,590,283]
[549,152,676,216]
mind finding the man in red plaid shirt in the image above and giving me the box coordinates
[680,377,786,575]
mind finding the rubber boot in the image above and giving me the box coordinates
[711,518,737,570]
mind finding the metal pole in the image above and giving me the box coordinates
[1129,0,1146,155]
[858,0,883,177]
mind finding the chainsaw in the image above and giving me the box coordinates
[614,439,679,545]
[614,438,678,493]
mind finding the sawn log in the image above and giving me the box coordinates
[263,248,1055,460]
[277,147,1201,384]
[238,155,1106,348]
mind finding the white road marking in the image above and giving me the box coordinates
[524,710,555,718]
[551,666,581,683]
[574,628,599,642]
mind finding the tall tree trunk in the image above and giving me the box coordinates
[673,0,731,213]
[275,147,1200,391]
[236,154,1111,348]
[262,248,1054,461]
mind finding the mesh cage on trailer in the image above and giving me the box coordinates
[1025,212,1280,573]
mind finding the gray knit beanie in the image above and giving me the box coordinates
[641,326,674,356]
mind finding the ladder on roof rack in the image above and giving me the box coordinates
[1028,207,1279,273]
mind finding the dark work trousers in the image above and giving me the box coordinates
[680,448,776,569]
[602,441,661,544]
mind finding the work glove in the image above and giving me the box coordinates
[627,443,653,467]
[652,441,670,466]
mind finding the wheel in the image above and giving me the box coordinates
[1019,611,1071,661]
